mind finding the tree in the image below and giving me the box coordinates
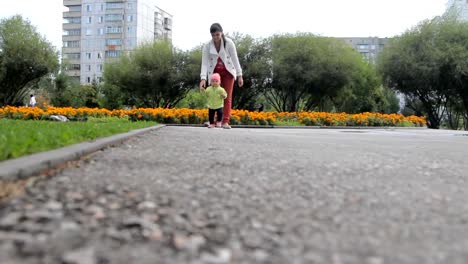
[228,33,272,110]
[267,34,364,112]
[334,61,399,114]
[103,41,198,108]
[436,17,468,129]
[170,47,201,106]
[378,16,468,129]
[0,15,59,106]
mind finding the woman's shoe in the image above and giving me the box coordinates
[222,124,231,129]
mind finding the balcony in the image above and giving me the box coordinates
[106,32,123,37]
[163,18,172,31]
[63,23,81,30]
[62,47,81,53]
[64,70,80,78]
[105,9,125,15]
[62,57,80,65]
[106,45,123,51]
[62,35,80,42]
[64,0,82,6]
[105,20,124,27]
[63,11,81,18]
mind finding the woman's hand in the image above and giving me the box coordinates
[199,79,206,91]
[238,76,244,88]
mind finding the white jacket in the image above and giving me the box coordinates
[200,37,242,84]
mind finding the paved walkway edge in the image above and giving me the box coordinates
[0,125,166,181]
[165,123,428,129]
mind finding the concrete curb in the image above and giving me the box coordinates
[0,125,165,181]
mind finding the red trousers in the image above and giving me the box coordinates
[214,69,235,124]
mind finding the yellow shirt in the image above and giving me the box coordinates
[205,86,227,109]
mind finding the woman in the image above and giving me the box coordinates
[200,23,243,129]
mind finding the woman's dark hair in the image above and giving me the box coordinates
[210,23,226,47]
[210,23,223,33]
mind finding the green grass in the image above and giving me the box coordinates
[0,117,157,161]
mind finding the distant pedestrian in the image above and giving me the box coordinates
[29,94,36,108]
[202,73,227,128]
[199,23,244,129]
[258,103,264,112]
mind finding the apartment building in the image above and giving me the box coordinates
[337,37,389,64]
[446,0,468,20]
[62,0,172,84]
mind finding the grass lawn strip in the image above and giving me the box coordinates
[0,118,157,161]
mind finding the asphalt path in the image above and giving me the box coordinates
[1,127,468,263]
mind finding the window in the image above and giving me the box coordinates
[97,52,102,59]
[127,3,133,9]
[87,65,91,71]
[69,64,80,70]
[97,28,105,35]
[106,2,124,9]
[105,50,121,58]
[63,41,80,48]
[85,29,93,36]
[86,52,91,59]
[106,26,122,33]
[164,17,172,29]
[127,26,134,33]
[64,17,81,24]
[86,5,92,12]
[127,15,133,22]
[64,29,81,36]
[63,53,80,59]
[358,45,368,50]
[97,64,103,72]
[87,77,91,83]
[107,39,122,45]
[87,16,92,24]
[100,4,104,11]
[98,16,104,23]
[105,14,123,22]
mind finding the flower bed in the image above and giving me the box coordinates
[0,106,426,127]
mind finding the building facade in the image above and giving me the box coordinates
[337,37,389,64]
[446,0,468,20]
[62,0,172,84]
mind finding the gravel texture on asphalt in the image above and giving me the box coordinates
[1,127,468,264]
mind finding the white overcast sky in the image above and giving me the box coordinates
[0,0,449,52]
